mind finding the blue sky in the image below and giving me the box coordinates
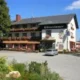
[6,0,80,41]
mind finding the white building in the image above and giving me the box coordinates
[40,14,78,51]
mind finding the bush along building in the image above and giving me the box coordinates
[2,14,79,52]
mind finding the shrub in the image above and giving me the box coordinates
[9,60,28,80]
[29,61,41,74]
[47,72,63,80]
[40,61,63,80]
[0,58,63,80]
[0,57,9,80]
[28,61,63,80]
[63,49,66,52]
[29,73,42,80]
[11,62,26,75]
[0,57,9,73]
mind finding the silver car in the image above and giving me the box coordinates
[45,49,58,56]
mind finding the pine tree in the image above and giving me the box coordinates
[0,0,11,37]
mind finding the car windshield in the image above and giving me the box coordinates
[46,49,57,51]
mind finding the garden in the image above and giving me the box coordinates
[0,57,63,80]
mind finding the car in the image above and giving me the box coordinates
[44,49,58,56]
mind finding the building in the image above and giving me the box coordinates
[2,14,79,52]
[76,41,80,50]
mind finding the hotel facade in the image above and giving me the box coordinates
[2,14,79,52]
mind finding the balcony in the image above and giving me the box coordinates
[1,36,41,41]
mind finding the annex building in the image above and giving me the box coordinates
[2,14,79,52]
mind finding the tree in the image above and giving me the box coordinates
[0,0,11,37]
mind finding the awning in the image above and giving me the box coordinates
[41,37,55,41]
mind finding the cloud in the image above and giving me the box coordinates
[65,0,80,10]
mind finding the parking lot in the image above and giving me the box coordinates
[0,50,80,80]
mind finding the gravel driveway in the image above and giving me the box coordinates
[0,50,80,80]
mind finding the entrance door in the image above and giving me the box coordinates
[70,41,75,51]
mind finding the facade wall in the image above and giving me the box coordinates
[42,25,76,51]
[76,42,80,49]
[67,18,76,51]
[41,18,77,51]
[62,29,68,50]
[42,28,68,51]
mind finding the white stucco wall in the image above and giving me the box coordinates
[42,29,68,50]
[67,18,76,51]
[63,29,68,50]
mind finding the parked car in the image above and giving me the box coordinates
[44,49,58,56]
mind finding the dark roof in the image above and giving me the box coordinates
[12,14,78,28]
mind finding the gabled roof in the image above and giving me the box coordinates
[12,14,78,28]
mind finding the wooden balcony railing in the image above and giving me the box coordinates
[1,36,41,41]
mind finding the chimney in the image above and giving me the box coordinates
[16,14,21,22]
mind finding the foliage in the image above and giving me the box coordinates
[63,49,67,52]
[28,73,42,80]
[0,58,63,80]
[29,61,41,74]
[0,0,11,37]
[0,57,8,73]
[11,60,27,75]
[28,61,63,80]
[0,57,9,80]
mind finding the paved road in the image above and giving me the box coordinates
[0,50,80,80]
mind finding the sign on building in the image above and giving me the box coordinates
[59,30,64,39]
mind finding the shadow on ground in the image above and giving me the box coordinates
[67,53,80,57]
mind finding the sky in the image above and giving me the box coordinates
[6,0,80,41]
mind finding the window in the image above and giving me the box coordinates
[23,33,27,37]
[71,27,74,30]
[23,24,27,28]
[15,33,19,37]
[31,32,35,37]
[21,44,26,48]
[14,44,18,48]
[31,24,36,27]
[8,33,12,37]
[36,32,40,37]
[46,30,51,36]
[71,32,74,38]
[52,43,55,49]
[15,25,20,29]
